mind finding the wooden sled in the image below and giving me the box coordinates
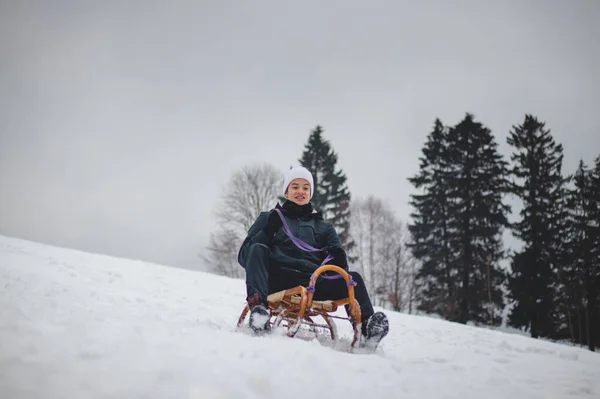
[237,265,362,348]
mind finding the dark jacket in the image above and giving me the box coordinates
[238,201,343,276]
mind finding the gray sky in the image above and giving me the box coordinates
[1,0,598,271]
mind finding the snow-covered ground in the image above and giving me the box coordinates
[1,235,598,399]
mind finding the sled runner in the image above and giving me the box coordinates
[236,264,363,348]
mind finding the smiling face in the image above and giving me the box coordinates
[284,178,311,206]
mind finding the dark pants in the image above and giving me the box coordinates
[244,243,375,321]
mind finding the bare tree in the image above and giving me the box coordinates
[215,163,283,232]
[407,256,420,314]
[203,228,243,278]
[349,196,387,296]
[350,195,416,311]
[203,162,282,278]
[378,219,417,312]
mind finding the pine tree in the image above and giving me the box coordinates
[506,114,568,339]
[299,125,355,253]
[590,155,600,350]
[445,113,509,325]
[563,158,600,350]
[408,119,459,320]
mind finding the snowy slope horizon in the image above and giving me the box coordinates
[1,235,599,399]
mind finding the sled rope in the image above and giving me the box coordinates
[274,209,357,292]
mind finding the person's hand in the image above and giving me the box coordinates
[326,245,348,269]
[262,210,283,237]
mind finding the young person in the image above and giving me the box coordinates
[238,166,389,349]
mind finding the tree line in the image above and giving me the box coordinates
[204,116,600,352]
[409,113,599,351]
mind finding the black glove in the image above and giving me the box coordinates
[326,245,348,269]
[262,210,283,237]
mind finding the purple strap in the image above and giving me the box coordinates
[274,209,334,265]
[273,209,357,291]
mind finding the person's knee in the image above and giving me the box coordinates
[349,271,365,287]
[246,243,270,271]
[248,243,270,257]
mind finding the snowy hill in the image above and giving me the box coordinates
[1,235,598,399]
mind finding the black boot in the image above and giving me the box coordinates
[246,293,271,335]
[249,305,271,335]
[361,312,389,351]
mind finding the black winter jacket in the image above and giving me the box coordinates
[238,201,344,276]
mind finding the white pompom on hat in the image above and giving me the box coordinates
[283,166,314,199]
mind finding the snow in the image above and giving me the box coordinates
[1,235,599,399]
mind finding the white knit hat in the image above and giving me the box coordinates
[283,166,314,199]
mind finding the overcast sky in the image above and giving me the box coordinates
[1,1,598,271]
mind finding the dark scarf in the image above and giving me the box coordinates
[279,200,317,219]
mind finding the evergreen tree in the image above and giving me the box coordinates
[445,113,509,325]
[408,119,459,320]
[506,114,568,339]
[590,155,600,350]
[591,155,600,267]
[563,159,600,350]
[408,115,508,325]
[298,125,355,253]
[507,250,536,328]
